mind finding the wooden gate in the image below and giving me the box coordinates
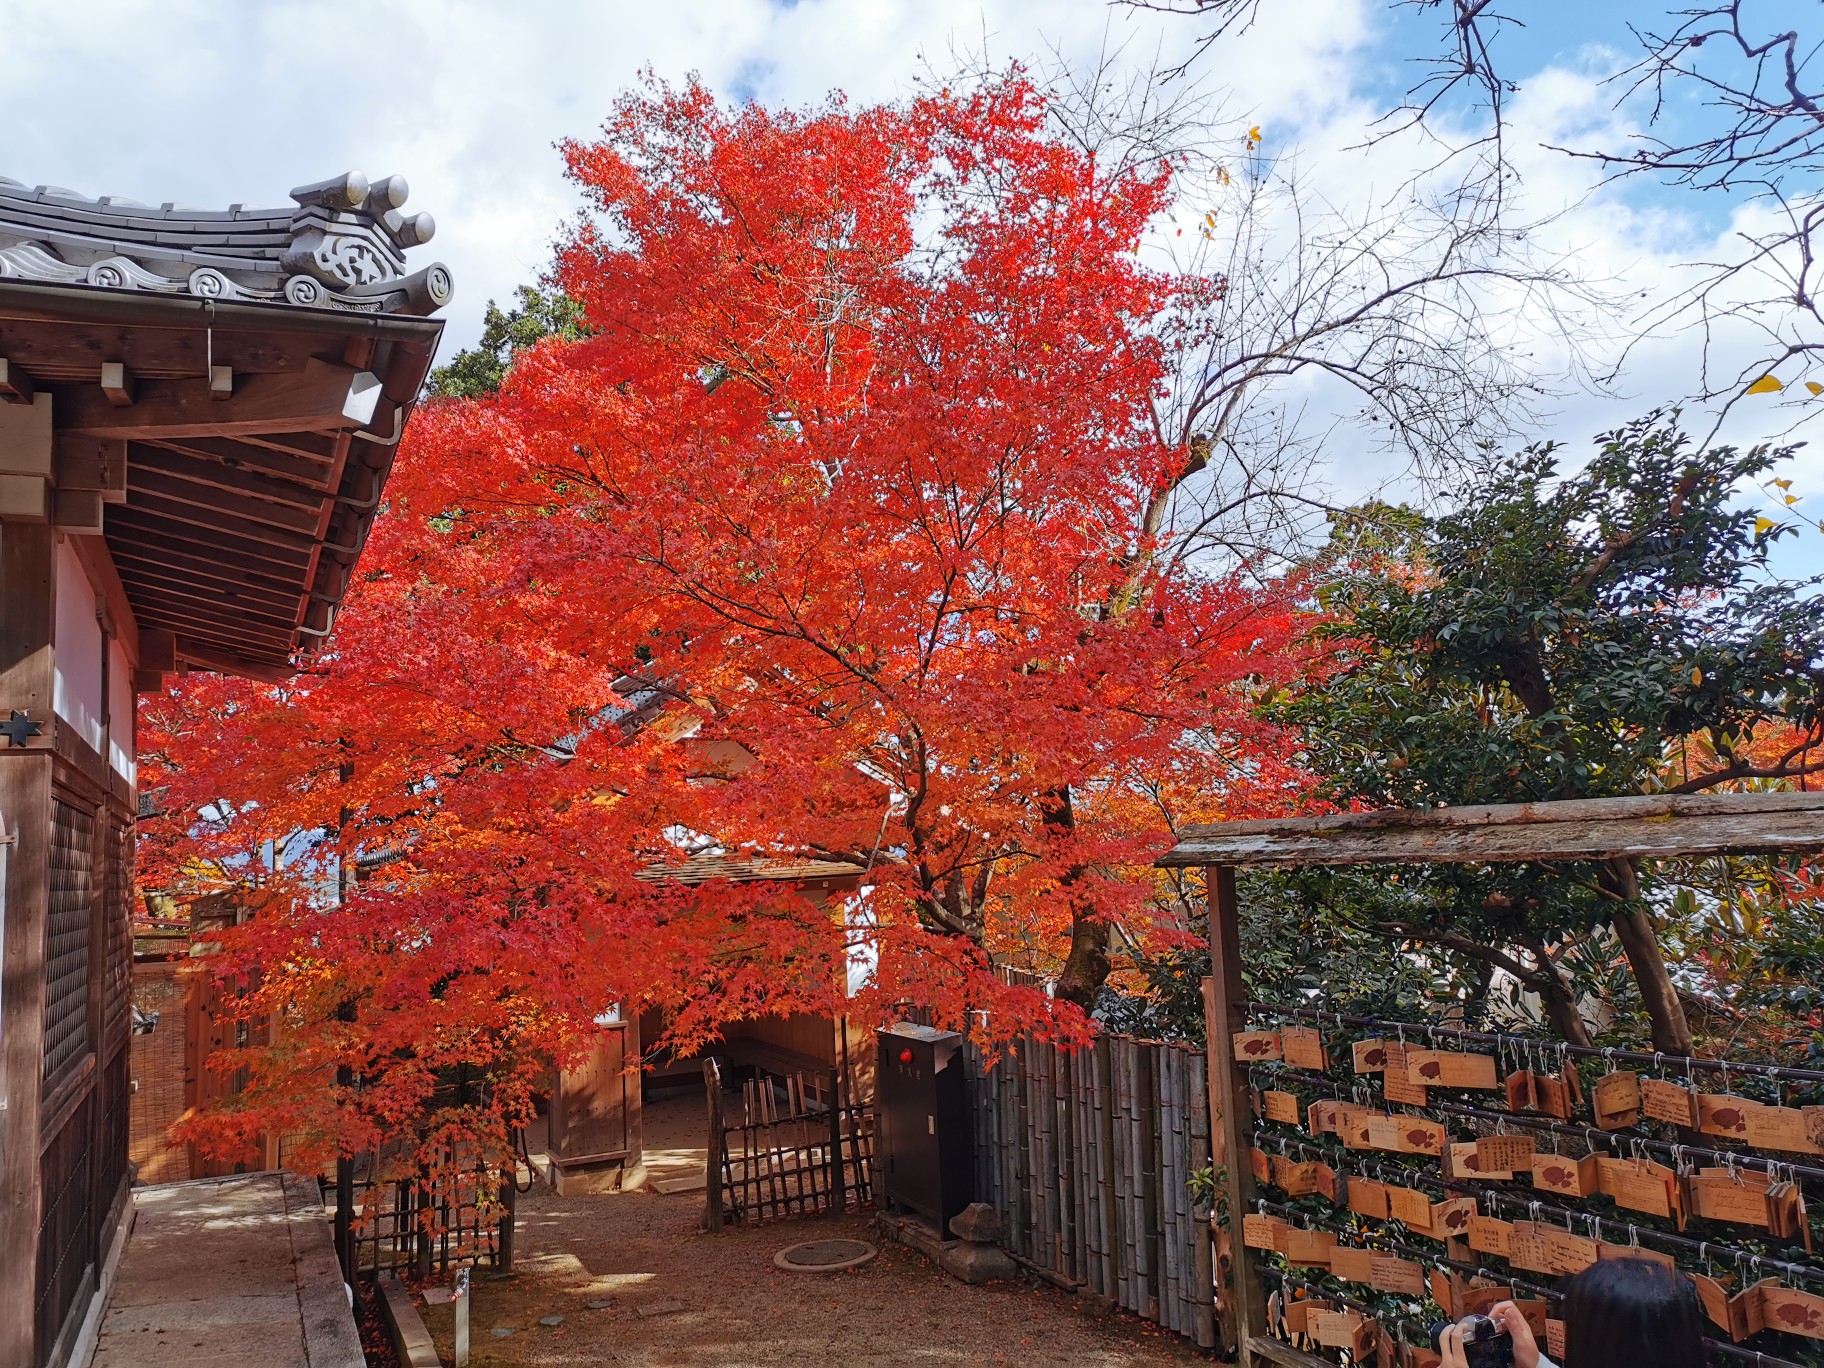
[704,1059,875,1228]
[548,1019,642,1191]
[183,972,275,1177]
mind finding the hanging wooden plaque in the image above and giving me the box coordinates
[1596,1240,1676,1273]
[1382,1068,1430,1107]
[1386,1184,1435,1230]
[1744,1102,1824,1155]
[1640,1078,1700,1127]
[1431,1197,1477,1240]
[1281,1025,1327,1071]
[1243,1213,1289,1250]
[1368,1254,1426,1296]
[1348,1178,1391,1220]
[1285,1227,1337,1267]
[1544,1320,1566,1361]
[1408,1050,1499,1090]
[1330,1245,1375,1284]
[1531,1152,1598,1198]
[1262,1090,1302,1125]
[1542,1229,1599,1275]
[1696,1092,1754,1138]
[1234,1031,1283,1061]
[1475,1134,1536,1173]
[1591,1071,1641,1129]
[1353,1039,1389,1072]
[1306,1098,1341,1135]
[1428,1268,1456,1317]
[1466,1215,1513,1257]
[1251,1147,1271,1183]
[1686,1174,1773,1228]
[1594,1157,1675,1218]
[1506,1222,1552,1273]
[1759,1285,1824,1340]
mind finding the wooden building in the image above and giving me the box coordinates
[0,170,448,1368]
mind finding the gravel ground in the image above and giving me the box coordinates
[418,1184,1208,1366]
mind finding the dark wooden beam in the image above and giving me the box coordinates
[140,435,335,491]
[139,629,177,673]
[60,358,381,439]
[0,320,326,382]
[114,560,302,622]
[126,466,323,538]
[174,637,294,684]
[54,435,128,503]
[51,487,103,534]
[109,543,302,601]
[129,444,329,512]
[105,513,312,581]
[113,488,320,556]
[112,552,302,614]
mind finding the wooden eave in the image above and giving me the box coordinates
[1155,791,1824,868]
[635,854,865,887]
[0,280,443,682]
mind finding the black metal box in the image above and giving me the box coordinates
[876,1023,974,1228]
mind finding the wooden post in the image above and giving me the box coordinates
[826,1065,844,1217]
[0,519,55,1368]
[1207,863,1265,1365]
[498,1164,516,1272]
[702,1058,724,1232]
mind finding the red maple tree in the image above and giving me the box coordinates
[141,73,1315,1173]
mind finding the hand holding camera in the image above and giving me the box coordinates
[1433,1301,1541,1368]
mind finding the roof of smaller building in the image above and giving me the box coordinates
[1156,791,1824,868]
[635,853,865,887]
[0,171,450,314]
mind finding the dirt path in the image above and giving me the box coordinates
[419,1185,1206,1366]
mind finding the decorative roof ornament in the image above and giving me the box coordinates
[0,171,452,315]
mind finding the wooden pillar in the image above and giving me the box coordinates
[0,518,56,1368]
[702,1058,724,1233]
[1206,863,1266,1366]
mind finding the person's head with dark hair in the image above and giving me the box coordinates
[1561,1258,1705,1368]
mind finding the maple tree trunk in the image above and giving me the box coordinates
[1043,784,1109,1012]
[1054,913,1109,1012]
[1539,979,1594,1049]
[1602,856,1694,1055]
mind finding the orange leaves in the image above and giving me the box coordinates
[149,71,1317,1172]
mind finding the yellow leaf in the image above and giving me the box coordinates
[1746,375,1784,394]
[1248,125,1262,144]
[1206,211,1217,228]
[1773,477,1793,489]
[1755,516,1778,535]
[1787,494,1801,505]
[1808,381,1824,396]
[1217,166,1230,185]
[1690,667,1704,686]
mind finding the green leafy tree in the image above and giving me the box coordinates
[425,284,587,399]
[1279,414,1824,1053]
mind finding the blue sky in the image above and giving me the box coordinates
[0,0,1815,574]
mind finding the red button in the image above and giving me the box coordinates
[898,1048,914,1065]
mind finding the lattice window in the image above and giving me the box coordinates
[103,819,133,1053]
[43,800,94,1086]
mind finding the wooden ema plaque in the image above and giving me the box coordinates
[1597,1240,1676,1273]
[1243,1213,1290,1250]
[1640,1077,1700,1127]
[1270,1156,1323,1197]
[1594,1156,1676,1218]
[1353,1038,1389,1073]
[1760,1285,1824,1340]
[1368,1254,1426,1296]
[1428,1268,1456,1318]
[1311,1309,1376,1355]
[1744,1101,1824,1155]
[1531,1152,1598,1198]
[1545,1319,1566,1361]
[1233,1030,1283,1062]
[1696,1092,1754,1138]
[1474,1134,1535,1174]
[1363,1112,1446,1155]
[1386,1183,1434,1231]
[1329,1245,1374,1284]
[1284,1226,1337,1267]
[1591,1070,1641,1129]
[1407,1050,1498,1090]
[1466,1215,1513,1257]
[1251,1147,1271,1183]
[1382,1067,1429,1108]
[1261,1089,1301,1125]
[1431,1197,1477,1240]
[1694,1276,1776,1342]
[1348,1178,1391,1220]
[1280,1025,1327,1071]
[1542,1228,1599,1275]
[1686,1174,1773,1228]
[1505,1069,1573,1119]
[1506,1222,1553,1274]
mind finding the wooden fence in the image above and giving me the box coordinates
[705,1060,875,1228]
[963,1035,1218,1349]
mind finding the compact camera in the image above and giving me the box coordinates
[1428,1313,1515,1368]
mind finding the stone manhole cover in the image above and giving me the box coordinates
[773,1238,878,1272]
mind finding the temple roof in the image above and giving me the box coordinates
[0,171,451,316]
